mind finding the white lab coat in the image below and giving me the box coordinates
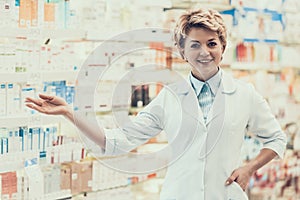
[102,69,287,200]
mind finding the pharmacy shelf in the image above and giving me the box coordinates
[243,38,279,43]
[85,29,173,43]
[230,62,282,71]
[280,41,300,46]
[0,71,78,83]
[0,27,174,44]
[0,27,85,40]
[41,71,79,82]
[164,1,233,11]
[44,189,72,200]
[0,151,39,173]
[0,115,64,128]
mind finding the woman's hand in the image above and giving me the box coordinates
[25,93,70,116]
[26,93,106,148]
[225,149,278,191]
[225,164,254,191]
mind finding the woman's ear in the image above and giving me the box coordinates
[222,45,226,54]
[176,46,187,61]
[221,47,225,61]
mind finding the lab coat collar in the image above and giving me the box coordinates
[167,79,192,95]
[221,70,236,94]
[166,69,236,126]
[169,69,236,95]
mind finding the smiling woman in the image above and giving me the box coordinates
[25,8,287,200]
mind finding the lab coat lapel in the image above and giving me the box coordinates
[205,85,224,125]
[206,70,237,125]
[199,85,225,159]
[169,80,205,126]
[182,89,205,125]
[199,71,237,158]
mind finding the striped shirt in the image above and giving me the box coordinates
[189,69,222,123]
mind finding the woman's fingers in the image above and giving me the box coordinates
[225,170,237,185]
[39,93,54,101]
[25,103,46,114]
[38,93,67,106]
[25,97,43,106]
[25,103,36,110]
[24,97,34,103]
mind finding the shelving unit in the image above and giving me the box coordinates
[0,71,78,83]
[0,27,85,40]
[163,0,233,11]
[85,29,172,43]
[44,190,72,200]
[0,115,64,127]
[0,0,300,199]
[0,0,173,198]
[229,62,282,71]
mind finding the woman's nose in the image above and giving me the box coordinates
[199,46,209,56]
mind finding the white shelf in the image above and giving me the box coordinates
[0,27,85,40]
[86,29,173,43]
[41,71,79,82]
[0,151,39,173]
[0,71,78,83]
[230,62,281,71]
[42,29,85,40]
[165,1,233,11]
[0,27,173,44]
[44,189,72,200]
[0,115,64,127]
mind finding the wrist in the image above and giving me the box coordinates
[247,160,259,174]
[63,106,75,122]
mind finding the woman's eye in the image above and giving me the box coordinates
[190,43,200,48]
[208,42,217,47]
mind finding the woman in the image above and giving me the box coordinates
[26,8,286,200]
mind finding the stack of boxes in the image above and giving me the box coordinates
[0,172,17,200]
[61,161,93,195]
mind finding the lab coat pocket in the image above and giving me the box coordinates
[227,182,249,200]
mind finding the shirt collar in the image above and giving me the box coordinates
[189,68,222,97]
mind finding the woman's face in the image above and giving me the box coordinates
[182,27,224,81]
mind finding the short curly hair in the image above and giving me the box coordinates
[173,8,227,56]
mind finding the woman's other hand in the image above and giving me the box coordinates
[225,164,254,191]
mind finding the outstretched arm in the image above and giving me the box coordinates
[25,94,106,149]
